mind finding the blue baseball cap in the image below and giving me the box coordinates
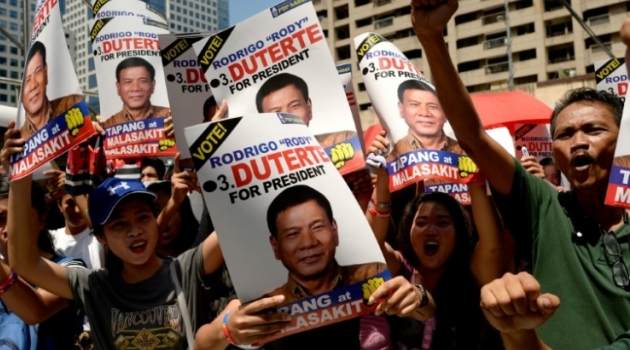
[88,177,156,227]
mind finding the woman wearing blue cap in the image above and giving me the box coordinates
[0,120,292,349]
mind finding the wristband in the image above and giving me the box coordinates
[222,311,237,345]
[0,272,16,295]
[370,198,392,210]
[415,284,429,308]
[369,208,391,218]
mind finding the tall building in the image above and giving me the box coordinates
[61,0,227,112]
[315,0,628,127]
[0,0,37,107]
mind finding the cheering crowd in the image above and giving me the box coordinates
[2,0,630,349]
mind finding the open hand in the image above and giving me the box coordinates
[1,120,24,174]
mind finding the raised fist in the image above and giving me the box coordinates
[159,138,176,151]
[458,156,477,178]
[362,276,385,305]
[65,107,85,137]
[330,143,355,169]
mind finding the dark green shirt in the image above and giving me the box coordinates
[492,159,630,349]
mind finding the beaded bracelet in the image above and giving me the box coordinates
[222,311,237,345]
[369,207,391,218]
[0,272,16,295]
[370,198,392,210]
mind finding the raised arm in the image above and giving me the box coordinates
[0,258,68,325]
[365,130,403,275]
[1,121,74,300]
[411,0,515,196]
[469,184,506,286]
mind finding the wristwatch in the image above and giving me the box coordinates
[415,284,429,308]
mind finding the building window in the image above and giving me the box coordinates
[88,74,97,89]
[9,11,17,18]
[0,94,7,102]
[518,49,537,61]
[514,75,538,84]
[9,71,17,79]
[88,57,95,71]
[404,49,422,59]
[458,60,481,73]
[336,45,351,60]
[9,58,16,66]
[9,47,17,54]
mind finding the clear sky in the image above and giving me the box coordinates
[229,0,281,25]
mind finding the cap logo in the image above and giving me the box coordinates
[107,182,130,196]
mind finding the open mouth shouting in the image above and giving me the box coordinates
[129,240,148,254]
[570,152,595,173]
[424,240,439,256]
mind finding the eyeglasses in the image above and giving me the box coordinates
[603,232,630,289]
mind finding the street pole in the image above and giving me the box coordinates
[504,0,514,91]
[23,0,30,55]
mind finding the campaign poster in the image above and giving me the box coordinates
[595,58,627,101]
[92,0,167,23]
[160,33,215,160]
[594,59,630,207]
[606,92,630,208]
[354,32,482,192]
[184,113,389,341]
[337,64,364,153]
[10,0,97,181]
[424,126,515,205]
[513,124,552,160]
[192,0,365,176]
[91,16,176,159]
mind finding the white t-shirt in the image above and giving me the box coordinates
[50,227,104,270]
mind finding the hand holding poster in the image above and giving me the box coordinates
[184,113,389,341]
[160,33,214,161]
[192,0,365,175]
[91,15,176,159]
[10,0,97,180]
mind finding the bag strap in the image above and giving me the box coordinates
[169,261,195,349]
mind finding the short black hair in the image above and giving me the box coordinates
[203,95,217,121]
[256,73,309,113]
[115,57,155,82]
[141,157,165,180]
[397,79,435,103]
[26,41,46,67]
[550,88,623,139]
[266,185,332,238]
[539,157,555,167]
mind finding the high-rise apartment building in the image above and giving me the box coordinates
[315,0,628,126]
[60,0,229,112]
